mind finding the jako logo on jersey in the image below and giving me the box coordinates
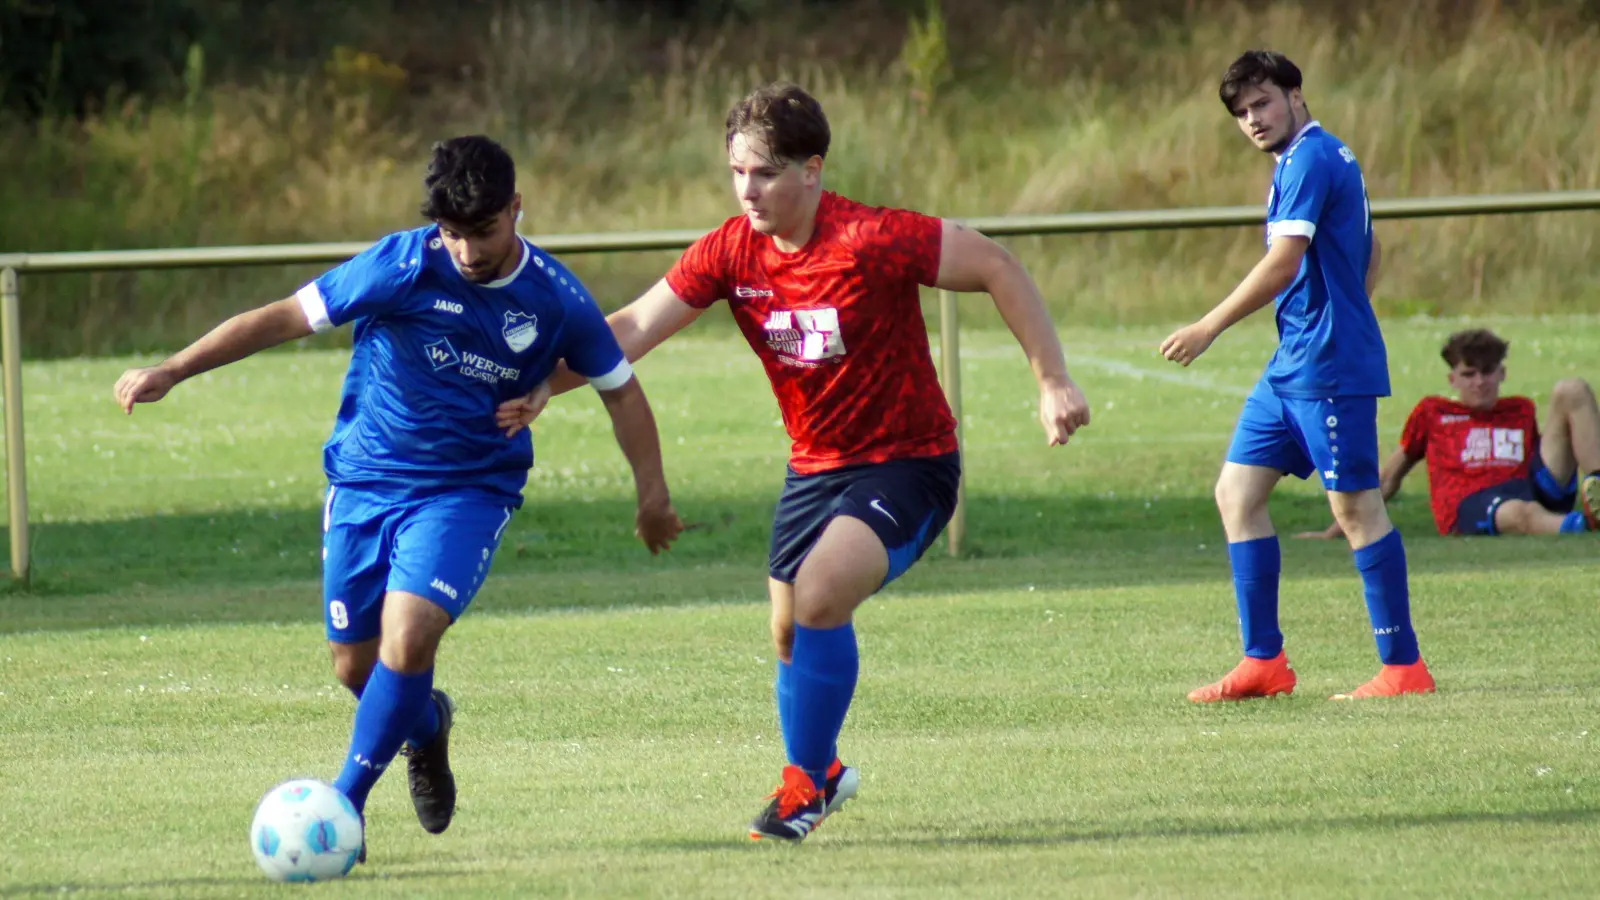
[434,298,464,314]
[763,308,846,367]
[503,311,539,352]
[424,337,461,371]
[429,237,443,250]
[735,285,775,298]
[430,578,459,601]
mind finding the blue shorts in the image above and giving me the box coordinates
[1226,380,1381,492]
[322,484,515,643]
[769,452,960,587]
[1454,461,1577,535]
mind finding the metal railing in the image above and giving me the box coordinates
[3,189,1598,581]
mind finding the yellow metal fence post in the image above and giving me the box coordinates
[1,267,29,583]
[939,287,964,558]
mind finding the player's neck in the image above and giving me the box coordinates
[1270,116,1318,162]
[492,238,527,280]
[767,191,824,254]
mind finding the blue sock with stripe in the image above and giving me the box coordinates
[1228,537,1283,659]
[1353,530,1420,665]
[1560,511,1589,534]
[333,661,435,813]
[785,623,858,792]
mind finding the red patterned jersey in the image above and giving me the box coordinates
[1399,395,1540,534]
[666,192,957,474]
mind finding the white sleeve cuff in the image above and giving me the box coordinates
[587,358,634,392]
[296,283,334,333]
[1268,219,1317,240]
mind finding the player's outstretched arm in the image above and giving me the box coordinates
[1296,447,1420,539]
[933,221,1090,446]
[1160,236,1308,367]
[114,296,315,414]
[596,375,685,554]
[545,279,706,399]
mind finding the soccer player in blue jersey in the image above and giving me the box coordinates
[114,136,684,857]
[1160,51,1436,701]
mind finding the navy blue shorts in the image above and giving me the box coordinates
[769,452,961,587]
[1454,461,1577,535]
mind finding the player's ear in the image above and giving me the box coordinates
[803,155,824,186]
[511,193,524,226]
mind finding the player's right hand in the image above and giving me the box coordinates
[635,497,685,555]
[114,365,179,414]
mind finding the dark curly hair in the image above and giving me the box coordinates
[420,135,516,226]
[1441,329,1510,372]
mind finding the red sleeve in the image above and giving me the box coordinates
[665,225,729,309]
[1399,398,1433,457]
[870,208,943,287]
[1523,398,1542,449]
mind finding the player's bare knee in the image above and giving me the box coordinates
[328,645,373,693]
[1552,377,1596,412]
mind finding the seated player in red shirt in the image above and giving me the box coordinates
[531,81,1091,843]
[1302,329,1600,539]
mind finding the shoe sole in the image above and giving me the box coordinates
[1581,476,1600,529]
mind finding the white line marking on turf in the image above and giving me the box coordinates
[1070,353,1251,398]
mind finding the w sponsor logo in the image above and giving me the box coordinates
[424,337,460,371]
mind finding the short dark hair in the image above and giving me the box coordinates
[1441,329,1510,372]
[725,82,830,164]
[420,136,516,225]
[1219,50,1304,111]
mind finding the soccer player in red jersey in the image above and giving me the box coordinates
[1301,329,1600,539]
[532,82,1091,842]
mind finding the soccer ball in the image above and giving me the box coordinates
[249,779,364,882]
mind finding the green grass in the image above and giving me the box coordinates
[1,317,1598,897]
[3,0,1600,355]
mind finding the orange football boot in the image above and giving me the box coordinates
[1187,651,1297,702]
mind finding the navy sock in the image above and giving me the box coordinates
[333,661,435,813]
[787,623,859,792]
[1560,511,1589,534]
[1228,537,1283,659]
[1353,530,1420,665]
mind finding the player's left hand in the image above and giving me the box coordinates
[1160,322,1218,367]
[635,497,685,555]
[1039,376,1091,446]
[495,381,554,437]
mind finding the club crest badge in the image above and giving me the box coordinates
[503,311,538,352]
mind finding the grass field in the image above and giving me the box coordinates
[2,316,1598,897]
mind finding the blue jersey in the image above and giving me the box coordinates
[1263,122,1388,399]
[296,227,631,504]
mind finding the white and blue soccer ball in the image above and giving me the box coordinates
[249,779,364,882]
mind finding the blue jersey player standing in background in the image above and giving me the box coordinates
[1160,52,1436,702]
[114,136,685,859]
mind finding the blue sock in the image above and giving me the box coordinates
[786,623,859,791]
[775,659,795,758]
[333,661,435,813]
[406,692,441,750]
[1353,530,1420,665]
[1560,511,1589,534]
[1228,537,1283,659]
[339,668,437,748]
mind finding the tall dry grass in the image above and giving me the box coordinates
[1,0,1597,356]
